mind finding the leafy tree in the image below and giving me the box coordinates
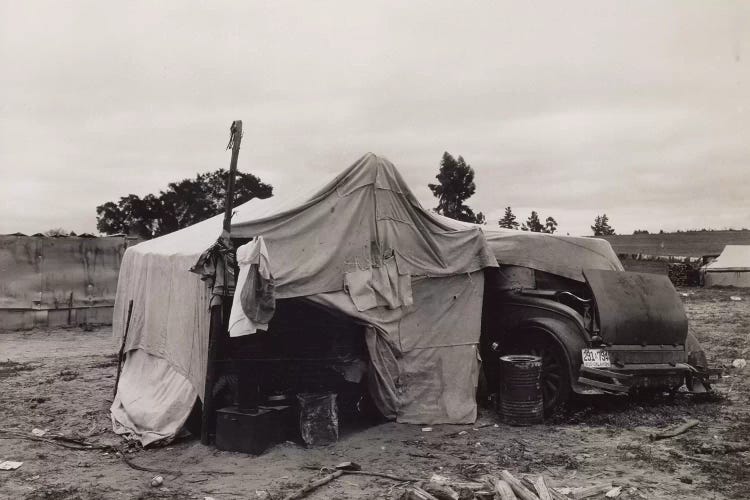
[498,206,520,229]
[591,214,616,236]
[474,212,486,225]
[96,194,160,238]
[96,169,273,239]
[633,229,649,235]
[428,152,483,223]
[544,216,558,234]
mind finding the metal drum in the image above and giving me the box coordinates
[498,354,543,425]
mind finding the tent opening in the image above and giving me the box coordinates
[204,297,381,442]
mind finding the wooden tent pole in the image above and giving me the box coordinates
[201,120,243,445]
[223,120,243,232]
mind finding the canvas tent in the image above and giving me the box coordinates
[111,153,623,445]
[704,245,750,287]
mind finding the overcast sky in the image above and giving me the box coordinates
[1,1,748,236]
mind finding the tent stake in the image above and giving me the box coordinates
[113,299,134,399]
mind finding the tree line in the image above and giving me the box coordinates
[429,151,615,236]
[95,169,272,239]
[94,151,617,239]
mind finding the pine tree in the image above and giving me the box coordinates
[428,152,483,223]
[498,206,520,229]
[544,216,558,234]
[591,213,616,236]
[521,211,545,232]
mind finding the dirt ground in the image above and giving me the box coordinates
[1,286,748,500]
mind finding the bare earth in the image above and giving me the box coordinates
[1,287,748,499]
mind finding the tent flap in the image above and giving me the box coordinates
[111,350,196,446]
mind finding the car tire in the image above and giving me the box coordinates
[503,329,571,416]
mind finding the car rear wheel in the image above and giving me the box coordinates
[503,330,571,416]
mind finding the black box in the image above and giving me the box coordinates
[215,405,292,455]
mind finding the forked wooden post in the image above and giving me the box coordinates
[201,120,243,445]
[223,120,243,232]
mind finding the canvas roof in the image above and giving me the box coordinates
[706,245,750,272]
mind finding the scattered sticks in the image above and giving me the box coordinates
[344,470,419,482]
[284,463,635,500]
[282,469,344,500]
[649,419,700,441]
[0,428,231,477]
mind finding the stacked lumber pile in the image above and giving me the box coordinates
[668,263,697,287]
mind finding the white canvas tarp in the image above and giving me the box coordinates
[112,154,497,443]
[705,245,750,287]
[111,153,624,444]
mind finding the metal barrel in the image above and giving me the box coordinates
[498,354,543,425]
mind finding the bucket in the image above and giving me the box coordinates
[498,354,543,425]
[297,392,339,446]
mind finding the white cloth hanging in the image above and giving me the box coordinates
[228,236,275,337]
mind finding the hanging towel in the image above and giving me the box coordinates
[228,237,275,337]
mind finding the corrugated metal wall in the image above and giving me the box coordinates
[0,235,138,330]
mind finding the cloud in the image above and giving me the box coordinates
[1,0,748,236]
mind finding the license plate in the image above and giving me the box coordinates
[582,348,611,368]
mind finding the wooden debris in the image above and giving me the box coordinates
[282,469,344,500]
[400,486,440,500]
[334,461,362,471]
[649,419,699,441]
[344,470,418,482]
[665,447,725,465]
[431,474,485,491]
[483,475,518,500]
[548,489,570,500]
[283,463,625,500]
[422,481,460,500]
[571,483,613,499]
[520,477,567,500]
[699,442,750,454]
[457,487,479,500]
[499,470,540,500]
[532,476,553,500]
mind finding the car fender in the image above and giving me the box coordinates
[685,330,708,370]
[514,316,587,390]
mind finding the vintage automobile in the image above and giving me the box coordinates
[479,231,711,415]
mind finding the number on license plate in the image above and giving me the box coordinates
[582,348,611,368]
